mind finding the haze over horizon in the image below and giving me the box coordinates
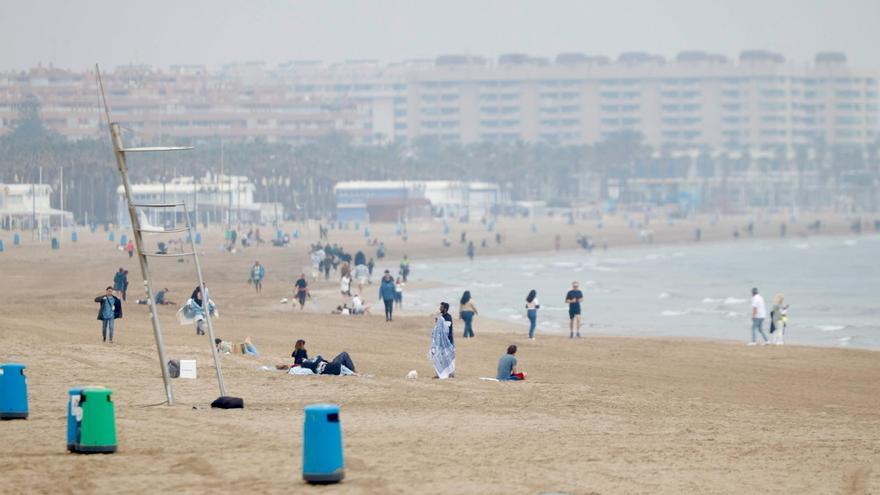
[1,0,879,72]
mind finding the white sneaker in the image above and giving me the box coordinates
[747,342,757,346]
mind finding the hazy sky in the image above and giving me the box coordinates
[2,0,879,71]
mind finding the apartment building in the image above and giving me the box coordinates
[1,51,877,149]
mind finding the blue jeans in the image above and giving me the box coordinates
[527,309,537,338]
[101,318,115,342]
[461,311,475,338]
[751,318,767,343]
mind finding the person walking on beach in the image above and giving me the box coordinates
[770,293,789,346]
[126,239,135,258]
[525,289,540,340]
[295,273,309,310]
[394,276,404,309]
[565,281,584,338]
[122,270,130,301]
[250,261,265,294]
[378,270,396,321]
[399,255,411,282]
[113,268,126,299]
[467,240,475,261]
[748,287,768,346]
[94,286,122,343]
[459,291,478,338]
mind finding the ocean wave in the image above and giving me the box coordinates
[661,310,688,316]
[843,240,857,246]
[509,314,523,320]
[593,266,620,272]
[552,262,578,268]
[837,336,851,346]
[794,243,810,249]
[472,282,504,288]
[657,292,671,299]
[723,297,746,305]
[703,297,723,304]
[817,325,846,332]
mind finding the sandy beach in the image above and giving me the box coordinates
[1,214,878,494]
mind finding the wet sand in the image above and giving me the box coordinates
[0,214,877,494]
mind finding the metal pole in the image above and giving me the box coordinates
[185,204,226,397]
[109,122,175,405]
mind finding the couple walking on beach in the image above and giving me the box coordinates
[748,287,789,346]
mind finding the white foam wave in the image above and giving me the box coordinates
[703,297,723,304]
[657,292,671,299]
[723,297,746,305]
[661,310,688,316]
[817,325,845,332]
[509,314,523,320]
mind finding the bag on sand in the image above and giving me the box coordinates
[168,359,180,378]
[211,396,244,409]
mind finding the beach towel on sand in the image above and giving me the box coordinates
[428,316,455,379]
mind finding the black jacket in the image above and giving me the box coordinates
[95,295,123,320]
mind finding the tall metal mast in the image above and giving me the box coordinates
[98,65,227,404]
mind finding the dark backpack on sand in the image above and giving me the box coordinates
[211,396,244,409]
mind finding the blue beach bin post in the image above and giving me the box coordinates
[51,237,60,250]
[13,232,20,245]
[194,232,202,244]
[71,231,78,242]
[0,239,4,252]
[108,231,115,242]
[302,403,344,483]
[67,387,87,451]
[0,363,29,419]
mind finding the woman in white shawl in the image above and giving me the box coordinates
[428,303,456,379]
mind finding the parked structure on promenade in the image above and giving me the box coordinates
[116,174,283,227]
[334,180,502,222]
[0,183,73,230]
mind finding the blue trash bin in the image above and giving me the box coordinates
[67,387,86,451]
[0,363,28,419]
[194,232,202,245]
[119,234,127,247]
[13,232,20,246]
[51,237,60,250]
[71,231,78,242]
[0,239,4,252]
[302,403,345,484]
[109,232,115,242]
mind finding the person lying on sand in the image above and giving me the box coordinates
[276,352,357,375]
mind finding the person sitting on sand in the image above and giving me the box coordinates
[215,338,233,354]
[497,345,524,381]
[291,339,308,365]
[352,294,371,315]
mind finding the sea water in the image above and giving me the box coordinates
[406,234,880,350]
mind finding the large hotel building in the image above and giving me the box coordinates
[1,51,877,149]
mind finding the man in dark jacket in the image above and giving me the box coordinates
[95,286,123,343]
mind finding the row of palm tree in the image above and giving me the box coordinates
[1,111,878,223]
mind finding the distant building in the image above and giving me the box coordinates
[116,174,283,227]
[1,52,877,148]
[333,180,501,222]
[0,183,73,230]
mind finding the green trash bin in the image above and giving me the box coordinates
[75,388,117,454]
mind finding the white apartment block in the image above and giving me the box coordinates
[1,51,877,149]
